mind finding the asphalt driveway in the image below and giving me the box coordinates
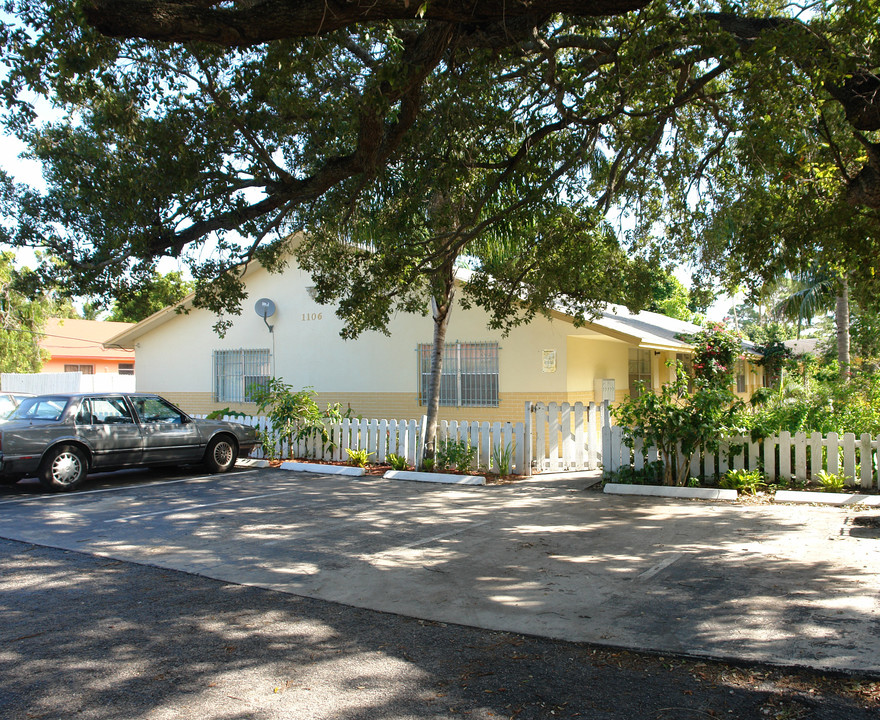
[0,467,877,675]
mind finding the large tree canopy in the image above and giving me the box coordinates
[82,0,651,43]
[0,0,878,326]
[0,251,57,373]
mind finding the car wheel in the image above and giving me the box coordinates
[204,435,237,473]
[39,445,88,491]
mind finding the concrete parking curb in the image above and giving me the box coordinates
[775,489,880,505]
[279,461,366,477]
[236,459,271,469]
[604,482,738,501]
[384,469,486,485]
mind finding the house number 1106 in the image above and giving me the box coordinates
[301,312,322,321]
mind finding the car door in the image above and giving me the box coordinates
[74,396,144,468]
[129,396,203,464]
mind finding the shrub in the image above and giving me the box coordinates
[250,379,357,459]
[816,469,848,492]
[491,442,513,476]
[607,460,665,485]
[205,407,250,421]
[719,469,767,495]
[387,453,408,471]
[346,447,374,468]
[613,361,742,486]
[436,439,477,471]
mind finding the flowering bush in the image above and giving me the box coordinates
[688,323,743,389]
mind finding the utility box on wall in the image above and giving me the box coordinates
[594,378,615,403]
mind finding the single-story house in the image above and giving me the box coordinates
[106,256,764,421]
[42,318,136,375]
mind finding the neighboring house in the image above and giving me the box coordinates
[107,255,763,421]
[41,318,136,376]
[783,337,821,357]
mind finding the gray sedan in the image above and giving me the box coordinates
[0,393,258,491]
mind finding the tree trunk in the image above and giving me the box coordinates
[423,270,455,465]
[836,277,851,381]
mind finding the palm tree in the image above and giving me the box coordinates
[774,265,850,380]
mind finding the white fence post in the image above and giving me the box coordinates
[794,431,807,483]
[860,433,873,489]
[418,415,428,468]
[587,402,598,470]
[778,431,791,483]
[523,402,533,477]
[601,407,613,473]
[826,432,839,476]
[843,433,856,484]
[514,420,526,475]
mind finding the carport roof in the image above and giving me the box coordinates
[579,304,702,352]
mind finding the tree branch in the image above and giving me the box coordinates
[83,0,651,46]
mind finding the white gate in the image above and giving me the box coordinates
[528,401,610,472]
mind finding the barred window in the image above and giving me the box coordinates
[418,341,499,407]
[213,348,271,403]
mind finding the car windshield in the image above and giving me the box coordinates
[0,395,16,418]
[9,396,69,421]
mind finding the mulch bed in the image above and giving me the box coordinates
[267,458,524,484]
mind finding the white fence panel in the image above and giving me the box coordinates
[433,418,526,475]
[2,372,136,394]
[607,426,880,490]
[531,401,608,472]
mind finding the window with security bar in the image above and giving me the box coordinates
[418,341,499,407]
[213,348,271,403]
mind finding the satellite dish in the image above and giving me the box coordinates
[254,298,276,318]
[254,298,276,333]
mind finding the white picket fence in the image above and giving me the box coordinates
[204,404,880,489]
[210,414,528,475]
[529,401,610,472]
[604,426,880,490]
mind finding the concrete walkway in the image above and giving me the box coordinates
[0,468,878,676]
